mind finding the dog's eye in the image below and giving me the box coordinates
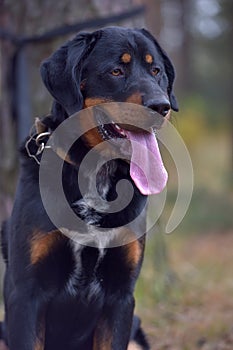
[111,68,124,77]
[151,67,160,76]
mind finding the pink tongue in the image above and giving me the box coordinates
[125,130,168,195]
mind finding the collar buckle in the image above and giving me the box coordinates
[25,130,51,165]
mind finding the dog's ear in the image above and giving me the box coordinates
[40,31,101,116]
[140,29,179,112]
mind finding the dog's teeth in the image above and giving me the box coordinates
[115,124,124,134]
[115,124,126,136]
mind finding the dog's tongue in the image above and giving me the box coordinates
[125,130,168,195]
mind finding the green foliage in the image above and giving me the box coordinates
[168,188,233,234]
[135,230,179,304]
[176,94,230,136]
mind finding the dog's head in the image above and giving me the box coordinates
[40,27,178,195]
[41,27,178,119]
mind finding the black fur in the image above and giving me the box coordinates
[0,27,178,350]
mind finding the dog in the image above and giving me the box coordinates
[0,27,178,350]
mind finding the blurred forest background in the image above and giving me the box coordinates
[0,0,232,349]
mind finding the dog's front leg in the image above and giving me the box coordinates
[6,286,46,350]
[93,293,134,350]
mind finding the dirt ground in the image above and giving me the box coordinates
[137,231,233,350]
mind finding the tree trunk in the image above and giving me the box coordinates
[176,0,193,95]
[0,2,16,222]
[144,0,162,38]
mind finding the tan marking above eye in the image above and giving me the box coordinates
[145,54,153,64]
[121,53,131,63]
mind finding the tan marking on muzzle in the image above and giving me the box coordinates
[84,97,112,109]
[125,92,142,105]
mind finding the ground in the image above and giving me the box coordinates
[136,231,233,350]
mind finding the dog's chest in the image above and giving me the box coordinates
[66,240,105,299]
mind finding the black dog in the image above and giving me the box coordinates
[0,27,178,350]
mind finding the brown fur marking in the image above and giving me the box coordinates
[83,97,112,109]
[30,230,63,265]
[34,338,44,350]
[124,239,142,269]
[84,129,103,148]
[34,322,45,350]
[55,147,75,165]
[126,92,143,105]
[35,117,47,134]
[82,97,116,148]
[121,53,131,63]
[93,321,112,350]
[93,338,112,350]
[127,341,143,350]
[145,54,153,64]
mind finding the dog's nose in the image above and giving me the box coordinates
[145,99,171,117]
